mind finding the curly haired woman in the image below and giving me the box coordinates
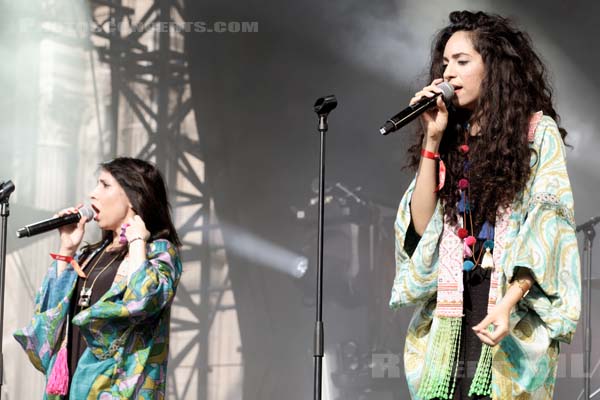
[390,11,581,400]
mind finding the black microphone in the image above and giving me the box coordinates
[16,206,95,238]
[379,82,454,135]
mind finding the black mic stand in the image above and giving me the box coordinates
[312,95,337,400]
[0,180,15,400]
[577,216,599,399]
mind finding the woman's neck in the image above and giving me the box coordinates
[468,122,481,136]
[106,231,124,252]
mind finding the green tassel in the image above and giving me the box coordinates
[468,325,494,397]
[417,317,462,400]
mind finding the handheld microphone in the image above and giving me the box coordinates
[16,206,95,238]
[379,82,454,135]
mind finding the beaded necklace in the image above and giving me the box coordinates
[457,124,495,272]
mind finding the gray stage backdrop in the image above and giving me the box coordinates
[1,0,599,399]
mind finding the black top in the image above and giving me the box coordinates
[454,267,491,400]
[67,248,124,384]
[405,220,492,400]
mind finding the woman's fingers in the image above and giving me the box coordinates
[472,314,492,332]
[473,323,509,346]
[490,328,508,343]
[56,203,85,217]
[476,332,498,346]
[409,79,449,137]
[409,92,436,106]
[55,204,88,237]
[474,331,493,346]
[475,330,507,346]
[56,207,77,218]
[436,95,448,112]
[409,81,445,106]
[122,215,150,243]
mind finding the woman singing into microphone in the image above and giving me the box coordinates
[389,11,581,400]
[14,157,182,399]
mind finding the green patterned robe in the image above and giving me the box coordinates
[14,239,182,399]
[390,115,581,399]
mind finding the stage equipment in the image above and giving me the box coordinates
[311,94,337,400]
[0,180,15,400]
[578,215,600,399]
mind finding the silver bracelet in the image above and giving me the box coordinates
[128,237,145,246]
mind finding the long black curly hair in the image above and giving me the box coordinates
[407,10,567,228]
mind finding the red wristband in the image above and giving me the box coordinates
[420,148,440,160]
[50,253,74,263]
[420,149,446,192]
[50,253,86,278]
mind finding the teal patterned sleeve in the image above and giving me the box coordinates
[13,262,78,372]
[390,177,444,308]
[506,116,581,343]
[72,239,182,359]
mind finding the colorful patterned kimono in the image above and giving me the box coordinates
[14,239,182,399]
[390,115,581,399]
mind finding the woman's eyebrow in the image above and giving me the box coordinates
[443,52,471,61]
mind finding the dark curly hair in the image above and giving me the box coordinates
[407,10,567,228]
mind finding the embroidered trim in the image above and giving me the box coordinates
[489,207,510,313]
[436,221,464,318]
[531,192,575,227]
[95,325,134,360]
[419,111,546,398]
[528,111,543,142]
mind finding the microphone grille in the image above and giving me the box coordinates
[437,82,455,101]
[79,205,95,222]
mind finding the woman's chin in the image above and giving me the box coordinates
[453,100,476,112]
[96,221,112,231]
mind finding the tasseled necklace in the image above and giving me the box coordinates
[456,125,495,272]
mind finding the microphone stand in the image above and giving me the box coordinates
[311,95,337,400]
[577,216,599,399]
[0,180,15,400]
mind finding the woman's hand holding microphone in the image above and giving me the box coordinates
[410,78,450,149]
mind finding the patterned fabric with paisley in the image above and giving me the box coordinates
[14,239,182,399]
[390,115,581,399]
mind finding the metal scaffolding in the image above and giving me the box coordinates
[88,1,240,398]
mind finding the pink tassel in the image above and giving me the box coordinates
[46,347,69,395]
[463,241,473,258]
